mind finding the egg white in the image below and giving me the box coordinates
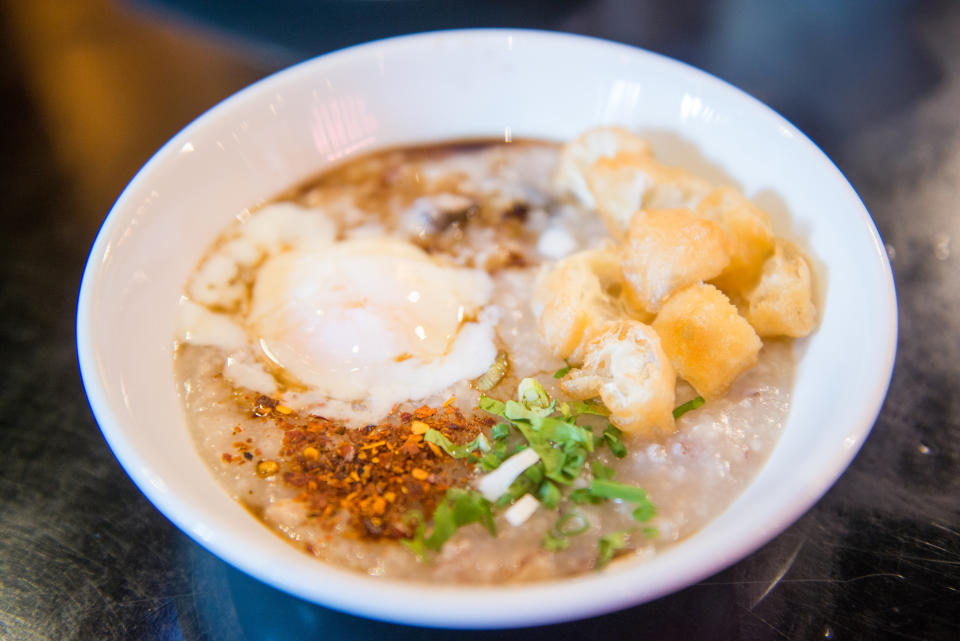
[247,237,497,410]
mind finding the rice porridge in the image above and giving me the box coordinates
[174,129,815,582]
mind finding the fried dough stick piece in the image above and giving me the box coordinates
[653,283,762,400]
[554,127,654,210]
[621,209,730,313]
[744,239,817,337]
[585,152,714,239]
[560,320,676,439]
[533,247,647,361]
[696,187,775,299]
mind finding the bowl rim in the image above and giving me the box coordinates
[77,27,898,629]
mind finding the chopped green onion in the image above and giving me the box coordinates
[491,423,511,440]
[478,395,506,415]
[399,510,427,559]
[602,424,627,458]
[596,529,634,568]
[505,397,556,421]
[481,394,594,485]
[473,351,510,391]
[561,447,588,481]
[480,386,659,545]
[495,475,535,507]
[424,499,457,550]
[569,488,605,505]
[632,500,657,522]
[556,511,590,536]
[570,399,610,417]
[591,461,616,480]
[448,488,496,536]
[541,511,590,551]
[517,377,551,409]
[480,453,502,471]
[589,479,651,503]
[553,364,572,379]
[424,428,491,458]
[542,530,570,551]
[673,395,705,419]
[537,481,561,508]
[504,494,541,527]
[477,434,492,452]
[642,526,659,538]
[524,462,545,484]
[401,490,496,559]
[559,399,610,419]
[479,447,540,502]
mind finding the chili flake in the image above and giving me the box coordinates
[250,397,494,540]
[256,460,279,477]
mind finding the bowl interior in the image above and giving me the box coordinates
[77,29,896,628]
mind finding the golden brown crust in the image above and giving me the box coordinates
[584,152,713,239]
[533,247,649,361]
[652,283,762,400]
[560,320,676,438]
[621,209,730,313]
[542,129,818,418]
[744,239,817,337]
[696,187,775,298]
[553,127,654,209]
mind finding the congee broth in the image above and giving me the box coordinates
[174,129,816,582]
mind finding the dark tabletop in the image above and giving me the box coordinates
[1,0,958,639]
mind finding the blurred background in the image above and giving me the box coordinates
[1,0,958,639]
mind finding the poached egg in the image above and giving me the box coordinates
[247,237,497,412]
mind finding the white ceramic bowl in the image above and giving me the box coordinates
[77,29,897,628]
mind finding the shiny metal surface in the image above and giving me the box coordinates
[1,0,957,638]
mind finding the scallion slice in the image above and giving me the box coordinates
[517,378,551,409]
[524,462,545,484]
[556,511,590,536]
[477,446,540,501]
[632,500,657,522]
[541,511,590,551]
[424,428,491,459]
[569,488,604,504]
[673,396,705,419]
[591,461,615,480]
[495,475,535,508]
[589,479,650,503]
[473,351,509,391]
[542,530,569,551]
[480,453,502,471]
[569,399,610,417]
[504,494,540,527]
[602,424,627,458]
[537,481,561,508]
[401,490,496,559]
[596,529,634,568]
[480,394,595,485]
